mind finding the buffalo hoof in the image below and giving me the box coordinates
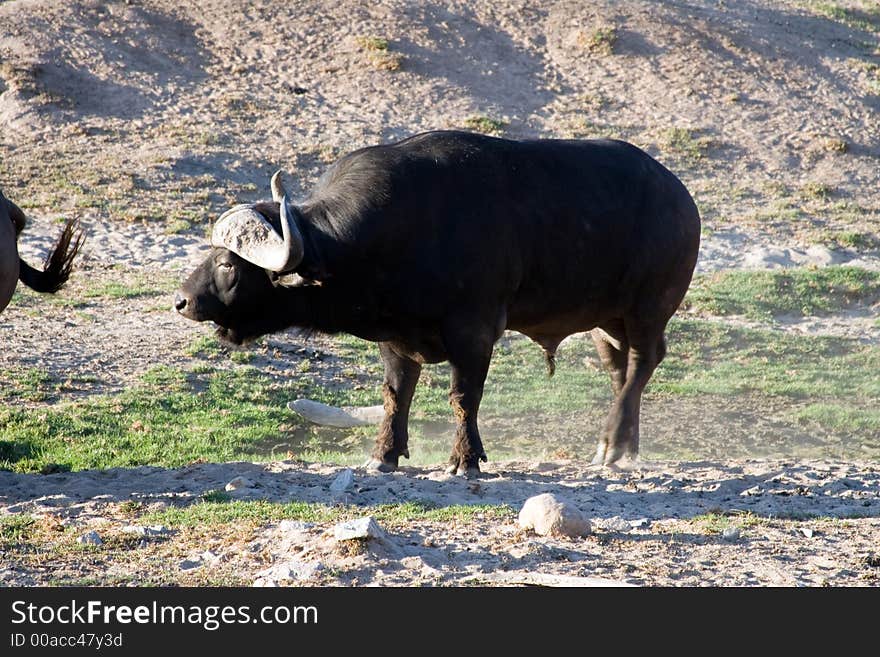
[445,453,486,479]
[364,458,397,474]
[593,442,638,467]
[444,463,482,479]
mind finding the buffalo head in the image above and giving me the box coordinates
[175,171,306,344]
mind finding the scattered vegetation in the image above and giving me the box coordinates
[689,511,766,534]
[660,127,712,162]
[808,2,880,33]
[356,36,404,71]
[578,25,618,55]
[823,137,849,154]
[462,115,507,136]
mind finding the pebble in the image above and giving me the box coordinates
[77,531,103,546]
[329,468,355,493]
[333,516,385,541]
[253,560,323,586]
[722,527,741,541]
[598,516,632,532]
[278,520,314,533]
[801,528,814,538]
[178,559,203,571]
[225,476,253,491]
[518,493,592,538]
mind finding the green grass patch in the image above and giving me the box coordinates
[0,367,53,402]
[0,515,36,546]
[2,316,877,471]
[791,403,880,433]
[684,266,880,320]
[185,335,223,358]
[0,365,304,473]
[654,319,880,401]
[145,499,513,528]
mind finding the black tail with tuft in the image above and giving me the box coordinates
[18,218,84,293]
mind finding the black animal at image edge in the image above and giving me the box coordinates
[0,189,83,315]
[176,130,701,475]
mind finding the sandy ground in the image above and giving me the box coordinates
[1,0,879,586]
[1,458,878,587]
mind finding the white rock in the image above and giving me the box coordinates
[77,531,103,546]
[225,476,253,491]
[517,493,592,538]
[630,518,651,529]
[801,528,814,538]
[333,516,385,541]
[722,527,741,541]
[329,468,355,493]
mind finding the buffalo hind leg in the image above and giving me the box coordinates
[590,323,628,464]
[594,322,666,465]
[367,342,422,473]
[444,323,494,478]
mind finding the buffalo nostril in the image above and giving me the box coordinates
[174,293,188,312]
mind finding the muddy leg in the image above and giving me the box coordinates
[443,324,494,478]
[595,325,666,465]
[590,323,628,464]
[368,342,421,472]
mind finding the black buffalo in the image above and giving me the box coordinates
[1,189,82,315]
[176,131,700,475]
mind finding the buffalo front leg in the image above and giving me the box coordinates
[443,325,494,477]
[594,327,666,466]
[368,342,422,473]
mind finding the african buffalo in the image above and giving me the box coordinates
[1,189,82,314]
[176,131,700,475]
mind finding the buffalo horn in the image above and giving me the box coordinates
[210,183,304,273]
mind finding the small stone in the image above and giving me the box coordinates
[630,518,651,529]
[333,516,385,541]
[740,486,764,497]
[329,468,355,493]
[201,550,221,564]
[77,531,103,546]
[801,528,814,538]
[225,476,253,491]
[400,556,424,570]
[598,516,632,532]
[278,520,314,533]
[254,560,323,585]
[518,493,591,538]
[722,527,741,541]
[178,558,203,571]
